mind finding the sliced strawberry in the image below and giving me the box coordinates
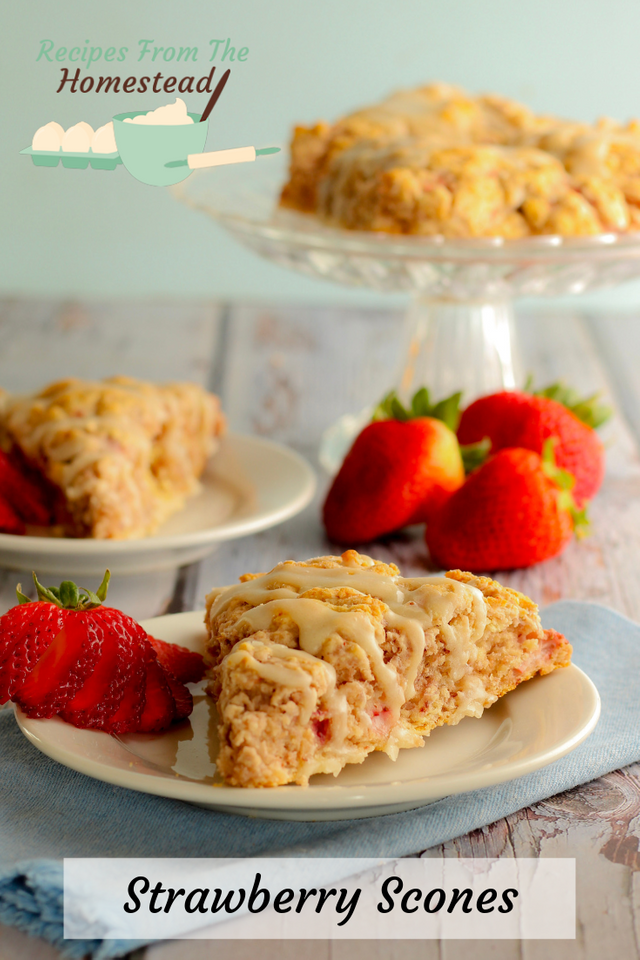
[14,612,104,718]
[2,571,196,732]
[106,662,148,733]
[102,626,150,734]
[148,635,205,684]
[0,450,52,526]
[137,651,176,732]
[164,672,193,722]
[58,610,147,730]
[0,493,25,535]
[0,602,67,703]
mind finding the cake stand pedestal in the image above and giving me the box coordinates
[395,297,520,401]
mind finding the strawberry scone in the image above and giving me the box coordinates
[204,550,571,787]
[281,82,640,237]
[0,376,225,539]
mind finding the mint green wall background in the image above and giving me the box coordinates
[3,0,640,308]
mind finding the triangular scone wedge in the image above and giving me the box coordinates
[205,550,571,788]
[0,377,225,539]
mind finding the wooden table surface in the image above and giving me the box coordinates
[1,298,640,960]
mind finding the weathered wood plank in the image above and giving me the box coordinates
[587,313,640,449]
[147,940,333,960]
[216,302,403,456]
[0,299,222,391]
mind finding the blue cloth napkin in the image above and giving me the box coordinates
[1,600,639,958]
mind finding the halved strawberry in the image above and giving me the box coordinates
[148,635,205,684]
[0,601,66,703]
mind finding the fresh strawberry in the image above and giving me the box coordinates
[0,450,53,526]
[0,493,25,535]
[426,443,583,571]
[0,571,194,733]
[457,384,609,506]
[148,635,205,684]
[323,388,465,543]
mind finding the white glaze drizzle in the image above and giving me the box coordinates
[209,559,489,760]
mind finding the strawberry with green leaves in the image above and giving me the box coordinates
[457,382,611,507]
[0,571,203,733]
[426,440,586,571]
[323,388,465,544]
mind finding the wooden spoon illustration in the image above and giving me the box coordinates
[200,68,231,123]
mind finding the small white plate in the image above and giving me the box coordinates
[0,435,315,575]
[16,610,600,821]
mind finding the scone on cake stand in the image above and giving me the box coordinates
[174,155,640,466]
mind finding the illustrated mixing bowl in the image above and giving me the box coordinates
[113,112,207,186]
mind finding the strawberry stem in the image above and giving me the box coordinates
[526,377,612,429]
[541,438,590,534]
[460,437,491,475]
[16,585,30,605]
[16,569,112,610]
[372,387,462,431]
[541,437,576,491]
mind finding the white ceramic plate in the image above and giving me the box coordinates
[16,610,600,821]
[0,435,315,576]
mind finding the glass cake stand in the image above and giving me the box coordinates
[174,158,640,465]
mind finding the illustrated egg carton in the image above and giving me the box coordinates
[20,146,122,170]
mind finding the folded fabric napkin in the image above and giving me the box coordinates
[1,600,638,959]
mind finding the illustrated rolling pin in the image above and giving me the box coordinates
[165,146,280,170]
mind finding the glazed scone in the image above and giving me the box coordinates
[280,82,640,236]
[204,550,571,787]
[0,377,225,539]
